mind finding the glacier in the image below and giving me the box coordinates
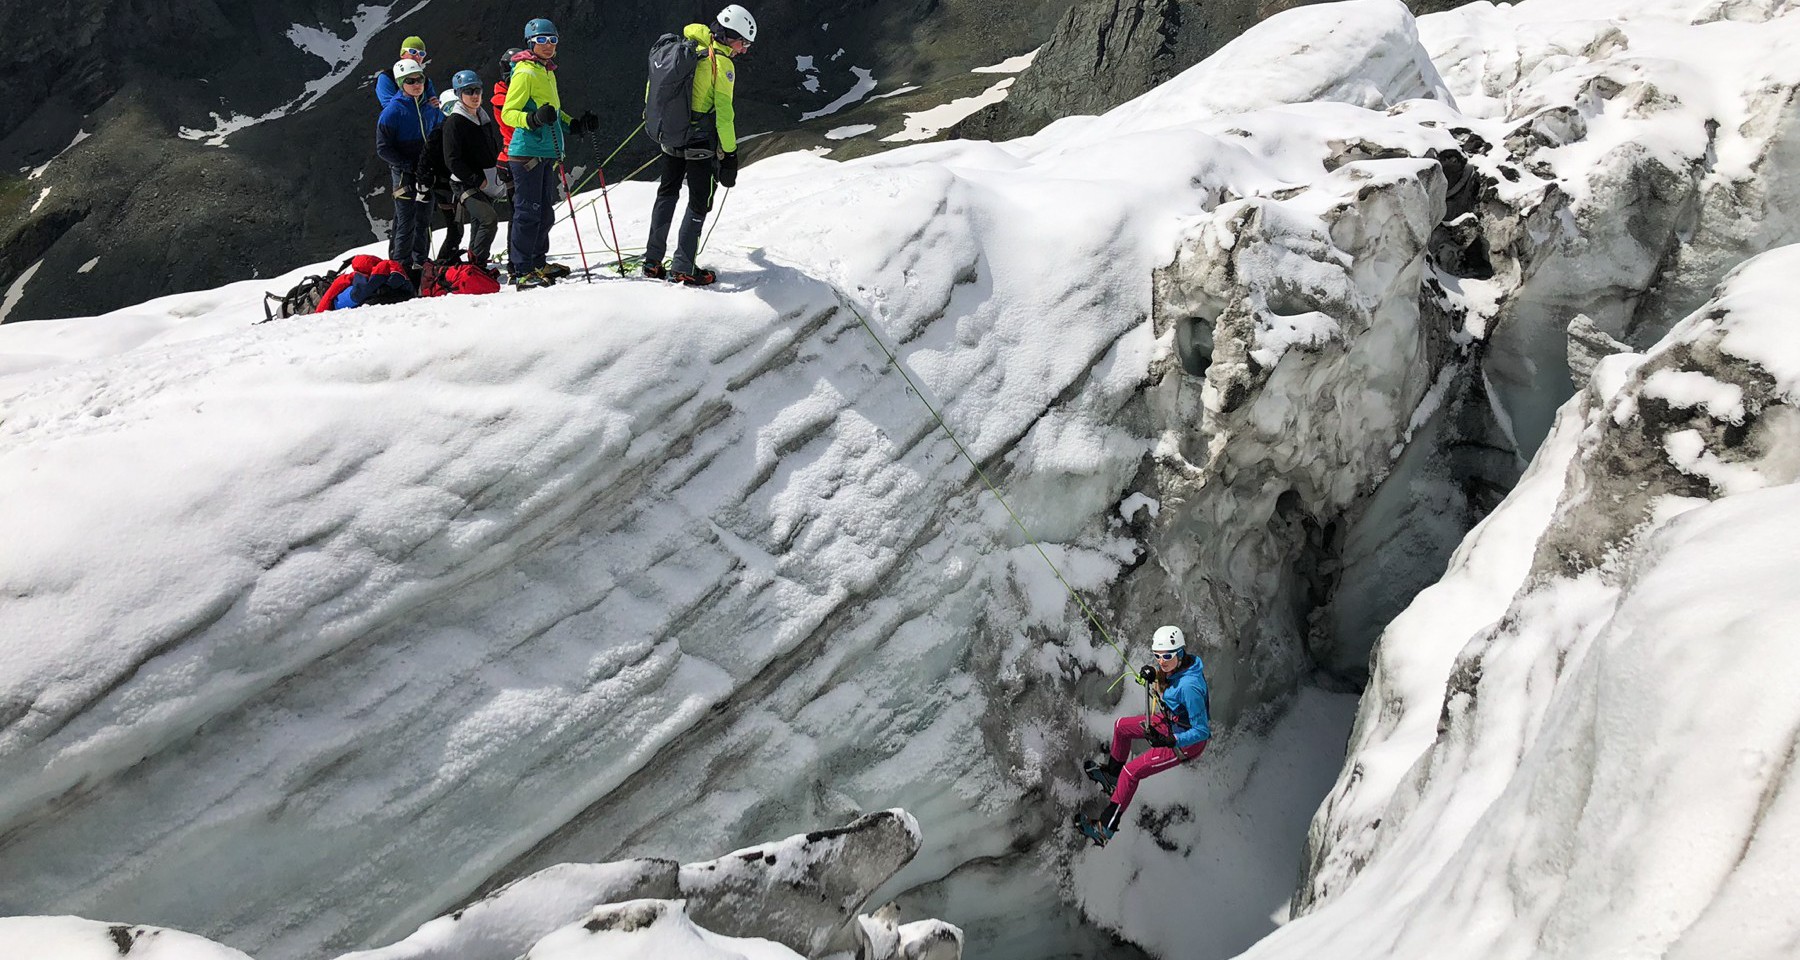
[5,0,1800,958]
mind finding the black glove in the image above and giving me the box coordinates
[717,151,738,188]
[1138,664,1158,687]
[529,103,559,129]
[1145,726,1177,749]
[575,110,599,135]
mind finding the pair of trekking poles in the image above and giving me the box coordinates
[551,122,730,282]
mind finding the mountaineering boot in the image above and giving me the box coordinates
[514,267,555,290]
[674,267,717,286]
[1083,756,1123,794]
[1074,802,1121,848]
[642,260,668,281]
[541,263,573,280]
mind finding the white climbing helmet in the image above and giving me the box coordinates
[1150,625,1186,654]
[717,4,758,43]
[392,58,425,80]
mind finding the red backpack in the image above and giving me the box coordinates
[419,263,503,298]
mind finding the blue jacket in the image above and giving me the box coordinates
[376,72,437,110]
[376,93,443,172]
[1158,655,1211,749]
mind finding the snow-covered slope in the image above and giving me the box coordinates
[6,1,1800,959]
[0,811,958,960]
[0,6,1351,953]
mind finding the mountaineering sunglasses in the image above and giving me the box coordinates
[458,86,482,96]
[403,48,428,59]
[401,76,425,85]
[530,34,559,45]
[1153,651,1180,661]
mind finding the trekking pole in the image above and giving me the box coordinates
[557,161,593,282]
[593,165,628,276]
[587,131,627,276]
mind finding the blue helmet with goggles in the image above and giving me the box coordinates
[524,18,558,43]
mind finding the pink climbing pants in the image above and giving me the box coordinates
[1109,714,1208,812]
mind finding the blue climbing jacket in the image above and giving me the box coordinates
[1159,655,1211,749]
[376,93,443,172]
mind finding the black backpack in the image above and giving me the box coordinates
[644,33,714,151]
[259,258,354,323]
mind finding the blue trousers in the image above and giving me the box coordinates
[508,157,559,273]
[388,168,432,267]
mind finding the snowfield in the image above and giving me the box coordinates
[5,0,1800,959]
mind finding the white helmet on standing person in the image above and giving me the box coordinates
[1150,625,1186,654]
[716,4,758,43]
[393,58,425,80]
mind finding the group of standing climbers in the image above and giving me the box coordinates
[369,6,757,292]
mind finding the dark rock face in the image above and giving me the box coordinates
[954,0,1472,143]
[0,0,1067,323]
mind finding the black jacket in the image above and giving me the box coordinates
[443,107,505,187]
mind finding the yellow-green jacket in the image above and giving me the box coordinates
[684,23,739,153]
[502,58,573,159]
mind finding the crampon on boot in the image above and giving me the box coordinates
[1074,813,1115,847]
[1074,802,1122,847]
[642,260,668,280]
[1083,757,1122,794]
[674,267,717,286]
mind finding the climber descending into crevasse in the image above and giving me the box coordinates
[1075,625,1212,847]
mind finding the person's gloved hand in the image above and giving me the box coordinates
[1138,664,1158,687]
[574,110,599,135]
[529,103,559,129]
[1145,726,1177,749]
[717,151,738,188]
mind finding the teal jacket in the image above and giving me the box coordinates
[501,57,572,159]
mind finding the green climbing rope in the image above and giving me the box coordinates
[830,291,1142,692]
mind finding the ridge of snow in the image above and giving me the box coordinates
[881,79,1015,143]
[799,67,877,121]
[971,50,1039,74]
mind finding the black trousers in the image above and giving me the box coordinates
[644,150,716,274]
[433,186,463,261]
[456,188,500,269]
